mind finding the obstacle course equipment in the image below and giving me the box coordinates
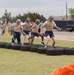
[6,43,12,49]
[0,42,7,48]
[0,42,74,56]
[21,45,30,51]
[46,47,64,55]
[12,44,21,50]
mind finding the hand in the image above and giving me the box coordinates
[58,28,61,31]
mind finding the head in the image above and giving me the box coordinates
[26,18,31,22]
[35,19,40,25]
[48,16,54,22]
[31,20,35,25]
[16,19,21,24]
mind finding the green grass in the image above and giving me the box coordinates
[0,36,74,75]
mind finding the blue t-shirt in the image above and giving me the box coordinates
[38,23,42,28]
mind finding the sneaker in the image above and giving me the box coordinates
[12,43,14,45]
[41,41,45,46]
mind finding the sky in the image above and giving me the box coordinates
[0,0,74,18]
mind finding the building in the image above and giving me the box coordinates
[54,16,72,20]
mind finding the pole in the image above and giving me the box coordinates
[62,9,63,20]
[66,2,68,20]
[66,2,68,27]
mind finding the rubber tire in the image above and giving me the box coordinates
[30,46,38,52]
[21,45,30,51]
[33,44,43,47]
[6,43,12,49]
[38,47,47,54]
[46,47,64,55]
[64,48,74,55]
[12,44,21,50]
[0,42,7,48]
[23,43,29,45]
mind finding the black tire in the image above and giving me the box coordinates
[54,46,63,48]
[21,45,30,51]
[47,46,53,49]
[64,48,74,55]
[23,43,29,45]
[0,42,7,48]
[33,44,43,47]
[38,47,47,54]
[46,48,64,55]
[30,46,38,52]
[6,43,12,49]
[12,44,21,50]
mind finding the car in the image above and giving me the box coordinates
[66,25,74,32]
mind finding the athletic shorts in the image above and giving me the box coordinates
[45,31,54,38]
[23,30,31,35]
[31,32,38,37]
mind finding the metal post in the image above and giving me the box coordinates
[66,2,68,20]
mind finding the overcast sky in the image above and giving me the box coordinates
[0,0,74,18]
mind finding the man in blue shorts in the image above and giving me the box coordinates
[42,16,61,48]
[29,19,45,46]
[22,18,32,45]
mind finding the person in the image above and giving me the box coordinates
[21,18,32,45]
[29,19,45,46]
[37,19,45,45]
[1,20,6,35]
[42,16,61,48]
[12,19,22,45]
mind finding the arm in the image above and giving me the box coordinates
[15,25,21,30]
[53,21,61,31]
[54,26,61,31]
[20,22,25,30]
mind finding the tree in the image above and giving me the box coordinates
[69,8,74,19]
[11,12,46,22]
[2,10,11,23]
[2,11,46,22]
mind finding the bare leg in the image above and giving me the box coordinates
[51,37,56,47]
[38,33,45,46]
[29,37,34,46]
[45,36,50,48]
[22,35,27,45]
[38,33,44,41]
[27,35,30,43]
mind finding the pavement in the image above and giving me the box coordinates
[53,30,74,41]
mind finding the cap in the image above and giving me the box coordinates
[16,19,21,22]
[48,15,54,20]
[26,18,31,22]
[35,19,40,24]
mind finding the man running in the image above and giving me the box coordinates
[12,19,22,45]
[42,16,61,48]
[29,19,45,46]
[22,18,32,45]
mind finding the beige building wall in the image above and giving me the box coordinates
[54,16,72,20]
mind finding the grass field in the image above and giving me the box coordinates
[0,36,74,75]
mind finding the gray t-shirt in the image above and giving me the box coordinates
[1,23,6,30]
